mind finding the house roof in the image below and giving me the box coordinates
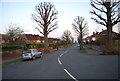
[25,34,40,40]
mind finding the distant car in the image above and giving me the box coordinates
[22,49,42,60]
[77,44,80,47]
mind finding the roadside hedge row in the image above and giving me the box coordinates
[2,43,54,49]
[59,41,71,46]
[2,41,72,51]
[25,43,54,48]
[2,45,23,51]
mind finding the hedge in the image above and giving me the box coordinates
[25,43,54,49]
[2,45,23,51]
[2,42,71,51]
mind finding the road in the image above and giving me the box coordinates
[2,44,119,80]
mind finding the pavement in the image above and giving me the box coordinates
[2,44,119,80]
[85,45,102,52]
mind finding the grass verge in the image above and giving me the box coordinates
[81,49,87,54]
[3,59,22,66]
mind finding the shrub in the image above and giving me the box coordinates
[25,43,46,48]
[49,43,54,47]
[95,38,106,45]
[37,43,45,48]
[25,43,31,48]
[2,45,23,51]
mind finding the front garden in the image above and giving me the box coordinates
[2,41,73,60]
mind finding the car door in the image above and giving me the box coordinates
[35,49,39,57]
[32,49,36,57]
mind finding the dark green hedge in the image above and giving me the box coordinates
[25,43,54,49]
[59,41,71,46]
[2,45,23,51]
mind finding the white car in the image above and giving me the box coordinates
[22,49,42,60]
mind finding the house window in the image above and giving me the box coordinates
[37,40,40,43]
[42,40,44,43]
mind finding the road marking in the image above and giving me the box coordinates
[64,51,68,54]
[58,57,62,64]
[60,51,68,57]
[58,50,79,81]
[60,54,63,57]
[64,69,79,81]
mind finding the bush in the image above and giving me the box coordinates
[25,43,31,48]
[59,41,71,46]
[48,43,54,47]
[2,45,23,51]
[25,43,46,48]
[37,43,45,48]
[95,38,106,45]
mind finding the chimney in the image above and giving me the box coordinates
[102,29,104,31]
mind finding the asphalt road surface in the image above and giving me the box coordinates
[2,44,119,80]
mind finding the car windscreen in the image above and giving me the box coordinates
[24,50,31,53]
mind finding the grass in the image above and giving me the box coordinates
[3,58,22,66]
[81,49,87,54]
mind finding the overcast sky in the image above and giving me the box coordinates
[0,0,119,39]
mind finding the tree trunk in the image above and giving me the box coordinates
[44,25,49,52]
[106,1,113,53]
[107,27,113,50]
[80,32,83,49]
[44,33,49,52]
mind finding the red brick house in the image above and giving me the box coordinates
[83,29,119,43]
[25,34,60,44]
[93,30,119,40]
[1,33,60,45]
[25,34,41,43]
[83,36,91,43]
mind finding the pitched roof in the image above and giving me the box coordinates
[25,34,40,40]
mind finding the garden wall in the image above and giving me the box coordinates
[2,49,23,60]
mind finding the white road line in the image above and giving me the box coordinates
[60,51,67,57]
[60,54,63,57]
[58,58,62,64]
[64,51,68,54]
[64,69,79,81]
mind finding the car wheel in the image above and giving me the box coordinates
[32,56,36,60]
[40,55,42,58]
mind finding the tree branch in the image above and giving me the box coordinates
[91,17,106,26]
[35,27,44,35]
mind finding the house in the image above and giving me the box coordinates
[25,34,41,43]
[93,29,119,40]
[25,34,60,44]
[1,33,60,45]
[0,34,9,45]
[0,34,4,45]
[83,36,91,43]
[83,29,119,43]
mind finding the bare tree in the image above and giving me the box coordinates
[61,30,72,42]
[4,23,26,45]
[90,0,120,51]
[32,2,58,52]
[72,16,88,49]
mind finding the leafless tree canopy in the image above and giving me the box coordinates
[4,23,26,45]
[61,30,72,41]
[72,16,88,49]
[32,2,58,35]
[90,0,120,51]
[72,16,88,37]
[90,0,120,27]
[32,2,58,51]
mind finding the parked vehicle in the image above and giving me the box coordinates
[77,44,80,47]
[22,49,42,60]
